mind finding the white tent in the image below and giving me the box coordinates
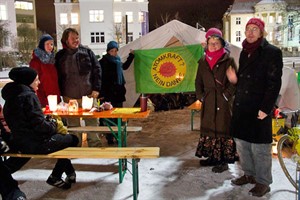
[118,20,299,110]
[118,20,241,107]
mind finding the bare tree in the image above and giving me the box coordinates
[17,23,42,64]
[154,12,181,28]
[0,20,17,70]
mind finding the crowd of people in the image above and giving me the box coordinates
[0,17,283,199]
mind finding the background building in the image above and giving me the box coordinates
[54,0,148,56]
[223,0,300,56]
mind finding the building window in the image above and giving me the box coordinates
[137,0,145,2]
[236,17,241,25]
[138,12,144,23]
[114,12,122,23]
[15,1,33,10]
[16,14,34,23]
[128,32,133,42]
[91,32,105,43]
[269,15,274,23]
[288,15,294,41]
[277,15,282,23]
[126,12,133,23]
[60,13,68,25]
[0,5,7,20]
[89,10,104,22]
[236,31,241,42]
[71,13,78,25]
[125,0,132,1]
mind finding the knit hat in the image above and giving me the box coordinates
[205,28,225,47]
[38,34,53,51]
[106,41,118,52]
[246,18,265,33]
[9,67,38,86]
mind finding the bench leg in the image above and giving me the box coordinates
[191,110,194,131]
[132,158,139,200]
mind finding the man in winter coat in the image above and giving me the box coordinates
[230,18,283,197]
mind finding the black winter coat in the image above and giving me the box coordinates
[1,82,57,153]
[230,38,283,143]
[99,53,134,103]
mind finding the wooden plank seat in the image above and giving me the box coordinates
[3,147,160,200]
[67,126,142,133]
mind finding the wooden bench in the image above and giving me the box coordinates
[67,126,142,133]
[3,147,160,200]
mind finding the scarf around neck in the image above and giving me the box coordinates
[242,37,263,55]
[34,48,55,64]
[205,48,226,70]
[106,54,125,85]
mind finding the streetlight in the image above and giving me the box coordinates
[196,22,205,31]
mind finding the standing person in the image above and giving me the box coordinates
[230,18,283,197]
[195,28,238,173]
[29,34,60,107]
[99,41,134,145]
[55,28,102,147]
[1,67,79,190]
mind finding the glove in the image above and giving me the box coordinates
[0,140,9,154]
[52,115,68,134]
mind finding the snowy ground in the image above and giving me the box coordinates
[3,109,298,200]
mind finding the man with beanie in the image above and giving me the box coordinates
[55,28,102,147]
[1,67,79,190]
[30,34,60,107]
[230,18,283,197]
[99,41,134,145]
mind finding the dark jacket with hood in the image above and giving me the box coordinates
[1,82,56,153]
[230,38,283,144]
[99,53,134,103]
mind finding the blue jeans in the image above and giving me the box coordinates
[234,138,272,185]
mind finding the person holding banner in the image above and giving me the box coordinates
[99,41,134,145]
[195,28,238,173]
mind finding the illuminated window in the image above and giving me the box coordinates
[236,17,241,25]
[0,5,7,20]
[60,13,68,25]
[236,31,241,42]
[91,32,105,43]
[125,0,132,1]
[138,12,144,23]
[269,16,274,23]
[126,12,133,23]
[128,32,133,42]
[15,1,33,10]
[89,10,104,22]
[137,0,144,2]
[277,15,282,23]
[71,13,78,25]
[114,12,122,23]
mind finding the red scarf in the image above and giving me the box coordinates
[205,48,226,70]
[242,37,263,55]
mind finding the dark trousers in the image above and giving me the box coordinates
[0,159,19,198]
[5,134,78,177]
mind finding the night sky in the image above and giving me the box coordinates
[36,0,234,36]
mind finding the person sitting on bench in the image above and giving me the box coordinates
[1,67,79,190]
